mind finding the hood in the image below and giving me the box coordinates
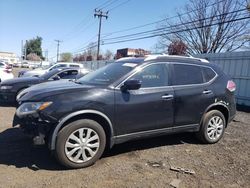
[1,76,41,85]
[17,80,96,102]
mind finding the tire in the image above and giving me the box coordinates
[55,119,106,169]
[196,110,226,144]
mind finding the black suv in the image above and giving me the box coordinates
[14,55,236,168]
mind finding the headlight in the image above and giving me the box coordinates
[16,102,53,117]
[0,86,13,90]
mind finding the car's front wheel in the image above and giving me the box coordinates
[55,119,106,168]
[196,110,226,144]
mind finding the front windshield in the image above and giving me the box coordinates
[77,62,138,85]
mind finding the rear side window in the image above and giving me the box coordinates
[69,64,80,68]
[58,70,79,79]
[172,64,203,85]
[202,67,216,82]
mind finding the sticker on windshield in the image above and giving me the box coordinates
[122,63,137,67]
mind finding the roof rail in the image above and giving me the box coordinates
[115,57,137,62]
[144,54,209,63]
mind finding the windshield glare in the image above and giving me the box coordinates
[78,62,138,85]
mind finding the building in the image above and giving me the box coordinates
[0,51,19,65]
[116,48,150,58]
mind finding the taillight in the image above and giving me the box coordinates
[227,80,236,92]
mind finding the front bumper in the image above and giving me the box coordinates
[13,111,58,145]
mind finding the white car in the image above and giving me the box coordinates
[19,62,84,77]
[0,69,14,82]
[0,61,12,71]
[21,61,30,68]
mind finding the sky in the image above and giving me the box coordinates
[0,0,188,60]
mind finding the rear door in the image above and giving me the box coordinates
[171,63,216,126]
[114,63,174,135]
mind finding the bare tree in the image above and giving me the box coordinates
[86,42,97,60]
[26,53,41,61]
[104,49,114,60]
[159,0,250,54]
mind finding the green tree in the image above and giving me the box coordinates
[25,36,44,60]
[60,52,73,62]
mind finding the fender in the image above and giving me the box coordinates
[50,110,114,150]
[200,102,230,125]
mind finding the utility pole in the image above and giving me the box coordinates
[94,9,108,60]
[25,40,27,60]
[21,40,23,60]
[55,40,62,62]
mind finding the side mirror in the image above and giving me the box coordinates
[52,75,60,80]
[121,79,141,92]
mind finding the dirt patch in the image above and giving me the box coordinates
[0,103,249,187]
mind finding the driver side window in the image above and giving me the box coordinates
[130,63,169,88]
[58,70,79,79]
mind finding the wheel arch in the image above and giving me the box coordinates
[50,110,114,150]
[202,103,229,127]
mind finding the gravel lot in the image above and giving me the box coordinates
[0,68,249,188]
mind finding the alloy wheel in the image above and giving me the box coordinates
[207,116,224,140]
[64,128,100,163]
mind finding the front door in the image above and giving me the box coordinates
[114,63,174,136]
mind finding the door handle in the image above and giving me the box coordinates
[162,94,174,100]
[202,90,213,95]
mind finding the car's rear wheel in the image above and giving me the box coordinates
[55,119,106,169]
[196,110,226,144]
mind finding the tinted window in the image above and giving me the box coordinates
[69,64,80,68]
[130,64,168,88]
[173,64,203,85]
[57,70,79,79]
[203,67,216,82]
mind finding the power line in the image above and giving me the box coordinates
[101,0,225,37]
[47,0,116,50]
[72,2,248,55]
[99,0,117,10]
[102,8,247,42]
[102,14,250,45]
[108,0,131,12]
[96,0,114,10]
[68,34,98,53]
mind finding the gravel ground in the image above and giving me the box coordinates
[0,68,249,188]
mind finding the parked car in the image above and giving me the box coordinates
[0,69,14,83]
[0,68,89,103]
[21,61,30,68]
[0,61,12,71]
[18,62,85,77]
[14,55,236,168]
